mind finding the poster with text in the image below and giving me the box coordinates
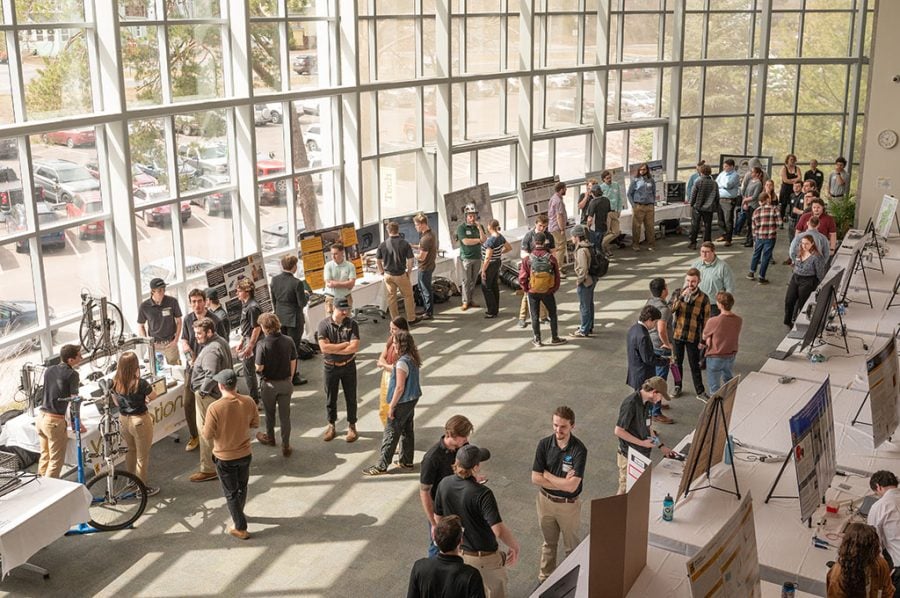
[875,195,899,238]
[789,377,836,523]
[866,336,900,448]
[686,492,761,598]
[719,154,774,181]
[520,175,559,227]
[443,183,492,249]
[626,447,652,493]
[627,160,665,203]
[205,252,273,329]
[299,223,363,291]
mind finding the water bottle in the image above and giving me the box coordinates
[724,435,734,465]
[662,493,674,521]
[155,351,164,375]
[781,582,796,598]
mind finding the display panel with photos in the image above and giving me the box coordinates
[299,223,363,290]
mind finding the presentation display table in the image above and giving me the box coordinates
[760,335,868,389]
[0,476,90,578]
[617,202,692,237]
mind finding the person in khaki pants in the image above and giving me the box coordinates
[377,221,418,322]
[37,344,83,478]
[530,406,587,584]
[189,317,234,482]
[111,351,159,496]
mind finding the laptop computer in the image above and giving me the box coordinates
[858,495,879,518]
[769,342,800,361]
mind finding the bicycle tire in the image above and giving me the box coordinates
[86,471,148,531]
[79,308,99,352]
[104,302,125,346]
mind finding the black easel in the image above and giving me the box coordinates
[850,391,872,427]
[764,442,814,528]
[887,273,900,310]
[681,394,741,500]
[863,217,886,274]
[845,248,874,309]
[817,285,851,354]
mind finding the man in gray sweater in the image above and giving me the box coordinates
[189,317,234,482]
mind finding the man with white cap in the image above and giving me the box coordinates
[455,203,487,311]
[434,444,520,598]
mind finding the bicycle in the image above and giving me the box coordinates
[65,379,147,532]
[78,291,124,369]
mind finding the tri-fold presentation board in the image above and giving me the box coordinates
[298,223,364,291]
[204,252,273,328]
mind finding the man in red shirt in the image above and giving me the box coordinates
[795,198,837,253]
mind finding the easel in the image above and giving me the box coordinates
[850,391,872,427]
[763,442,815,528]
[844,248,874,309]
[887,273,900,310]
[681,394,741,500]
[862,218,886,274]
[816,284,850,354]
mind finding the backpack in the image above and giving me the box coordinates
[587,244,609,278]
[528,253,555,294]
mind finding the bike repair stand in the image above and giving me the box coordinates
[681,394,741,500]
[65,402,100,536]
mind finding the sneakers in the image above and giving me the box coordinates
[745,272,755,280]
[532,338,543,348]
[570,330,588,338]
[362,465,388,476]
[652,414,674,425]
[256,432,276,446]
[185,436,199,452]
[292,376,309,386]
[346,424,358,443]
[540,318,550,324]
[549,337,568,346]
[517,319,527,328]
[323,424,336,442]
[758,278,770,285]
[189,471,218,482]
[228,527,250,540]
[673,386,683,398]
[282,444,293,457]
[397,461,414,469]
[484,314,497,319]
[696,392,710,403]
[140,485,160,497]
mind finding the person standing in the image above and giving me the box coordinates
[795,198,838,254]
[783,179,806,264]
[406,515,486,598]
[804,159,824,192]
[691,242,734,317]
[688,163,719,249]
[316,298,360,443]
[547,181,569,274]
[254,313,297,457]
[413,213,438,320]
[378,221,417,323]
[671,268,711,400]
[701,292,742,394]
[737,166,764,247]
[138,278,183,365]
[826,523,895,598]
[585,184,611,256]
[456,203,487,311]
[570,225,596,338]
[627,162,657,251]
[516,215,553,328]
[111,351,159,496]
[868,470,900,591]
[181,288,228,452]
[715,159,741,246]
[627,305,672,424]
[270,254,308,386]
[577,177,598,225]
[235,279,262,406]
[613,377,677,494]
[420,415,475,557]
[600,170,626,249]
[783,235,827,328]
[37,344,82,478]
[376,317,410,426]
[530,406,587,584]
[685,160,704,204]
[201,369,259,540]
[789,216,830,262]
[324,242,357,315]
[829,156,850,199]
[363,329,423,475]
[480,219,512,319]
[518,232,566,348]
[205,289,231,339]
[189,316,233,483]
[434,445,520,598]
[747,192,782,284]
[778,154,800,223]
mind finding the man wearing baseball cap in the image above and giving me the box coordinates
[455,203,487,311]
[138,277,183,366]
[613,376,678,494]
[434,444,520,598]
[201,368,259,540]
[315,297,361,442]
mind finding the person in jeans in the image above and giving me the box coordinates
[747,192,781,284]
[202,369,259,540]
[715,159,741,246]
[736,166,764,246]
[363,329,423,475]
[784,235,827,328]
[701,292,742,395]
[645,278,674,424]
[413,213,437,320]
[376,317,410,426]
[688,163,719,249]
[377,221,417,323]
[547,181,569,274]
[480,219,512,319]
[456,203,487,311]
[111,351,159,496]
[570,225,596,338]
[517,215,552,328]
[691,242,734,317]
[671,268,711,400]
[518,232,567,348]
[235,279,262,406]
[254,313,298,457]
[626,162,657,251]
[316,298,361,443]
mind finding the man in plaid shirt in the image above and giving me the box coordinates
[671,268,711,401]
[747,191,782,284]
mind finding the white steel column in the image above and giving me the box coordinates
[516,0,536,224]
[339,0,362,225]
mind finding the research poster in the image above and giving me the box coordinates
[789,378,836,523]
[625,447,652,493]
[205,252,273,329]
[686,492,761,598]
[875,195,898,238]
[627,160,665,203]
[298,223,363,291]
[520,176,560,227]
[444,183,493,249]
[866,336,900,448]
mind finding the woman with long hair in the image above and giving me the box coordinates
[779,154,800,223]
[826,522,894,597]
[626,162,657,251]
[480,219,512,319]
[783,234,827,327]
[111,351,159,496]
[375,317,410,426]
[364,329,423,475]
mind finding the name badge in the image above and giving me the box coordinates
[162,308,172,317]
[646,417,652,427]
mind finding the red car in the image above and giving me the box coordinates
[41,128,96,148]
[257,157,287,204]
[134,185,191,226]
[66,190,105,239]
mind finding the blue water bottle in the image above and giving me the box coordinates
[155,351,164,375]
[662,493,674,521]
[781,582,796,598]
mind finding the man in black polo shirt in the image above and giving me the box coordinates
[377,221,417,323]
[37,344,82,478]
[419,414,475,557]
[254,313,298,457]
[407,515,485,598]
[138,278,183,365]
[613,376,677,494]
[530,406,587,584]
[434,444,520,598]
[235,279,262,406]
[315,297,360,443]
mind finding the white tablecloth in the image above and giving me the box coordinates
[0,476,90,577]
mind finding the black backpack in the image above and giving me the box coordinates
[587,244,609,278]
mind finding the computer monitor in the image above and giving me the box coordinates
[356,223,381,253]
[383,211,439,245]
[801,268,843,353]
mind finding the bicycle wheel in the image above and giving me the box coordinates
[104,302,125,346]
[79,310,99,352]
[86,471,148,531]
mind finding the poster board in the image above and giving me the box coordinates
[298,223,363,291]
[625,447,652,493]
[875,195,898,238]
[609,167,627,203]
[588,467,650,598]
[789,377,837,523]
[384,211,439,245]
[443,183,493,249]
[866,336,900,448]
[204,252,273,329]
[627,160,665,203]
[719,154,773,180]
[676,375,741,500]
[356,222,381,254]
[686,492,762,598]
[520,175,560,227]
